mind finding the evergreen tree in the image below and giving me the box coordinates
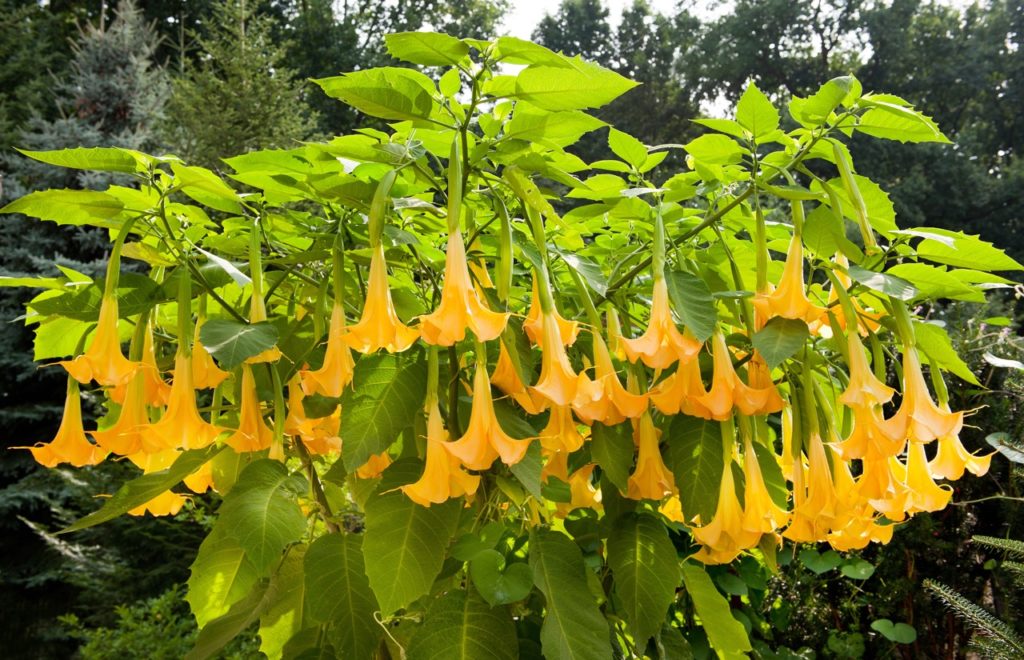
[533,0,615,67]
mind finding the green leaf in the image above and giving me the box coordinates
[847,264,917,301]
[341,352,428,471]
[62,446,223,533]
[986,432,1024,464]
[590,423,634,494]
[187,578,273,660]
[303,534,382,658]
[816,174,898,234]
[913,321,981,385]
[736,82,779,137]
[494,36,572,67]
[0,189,124,228]
[789,76,855,127]
[857,95,949,144]
[315,68,437,122]
[469,550,534,606]
[607,513,680,646]
[666,417,723,524]
[983,352,1024,370]
[17,146,150,173]
[752,317,809,369]
[219,460,308,572]
[385,31,469,66]
[683,134,745,166]
[171,163,243,214]
[886,263,977,301]
[259,545,307,660]
[555,249,609,297]
[0,276,65,289]
[407,588,518,660]
[196,246,252,288]
[910,228,1024,271]
[362,489,460,614]
[871,619,918,644]
[799,548,842,574]
[608,128,647,168]
[529,528,613,660]
[30,273,166,321]
[199,319,279,370]
[841,559,875,580]
[511,61,638,111]
[188,525,260,628]
[509,435,544,501]
[665,270,718,342]
[680,564,752,657]
[505,108,606,147]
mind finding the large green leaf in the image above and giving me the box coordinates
[847,264,917,301]
[608,128,647,168]
[665,270,718,342]
[469,550,533,606]
[680,564,752,657]
[385,31,469,66]
[187,578,274,660]
[188,525,260,628]
[913,321,981,385]
[666,417,723,524]
[606,513,680,646]
[304,534,382,658]
[0,189,124,227]
[683,134,745,166]
[200,319,279,370]
[62,446,223,533]
[736,82,779,138]
[259,545,307,660]
[171,163,243,213]
[910,228,1024,271]
[511,61,638,111]
[857,94,949,144]
[508,436,544,501]
[341,352,428,470]
[590,422,634,494]
[407,589,518,660]
[505,109,606,147]
[17,146,150,173]
[315,68,437,122]
[362,488,460,614]
[529,528,612,660]
[752,317,809,369]
[886,263,978,301]
[219,460,308,572]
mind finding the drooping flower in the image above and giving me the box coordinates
[300,302,355,398]
[827,451,894,551]
[530,310,579,407]
[284,376,341,455]
[811,254,882,337]
[401,400,480,506]
[355,451,393,479]
[343,244,419,353]
[491,339,545,414]
[886,348,964,444]
[144,352,224,452]
[902,440,953,514]
[225,365,273,453]
[691,464,761,564]
[560,464,602,517]
[649,358,712,419]
[740,437,789,534]
[752,234,827,326]
[418,230,509,346]
[126,449,188,517]
[446,361,532,470]
[91,370,150,456]
[572,332,647,425]
[834,404,907,460]
[838,331,894,409]
[26,379,108,468]
[111,322,170,407]
[184,460,216,494]
[626,413,675,501]
[738,351,785,415]
[523,278,578,346]
[246,287,283,364]
[783,433,838,543]
[621,276,701,369]
[539,405,585,454]
[191,321,229,390]
[929,428,992,480]
[61,294,137,388]
[696,332,739,421]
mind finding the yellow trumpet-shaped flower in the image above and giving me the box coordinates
[530,310,579,407]
[523,278,578,347]
[246,289,283,364]
[929,429,992,480]
[692,465,761,564]
[859,457,912,521]
[741,437,789,534]
[572,333,647,425]
[887,348,964,443]
[740,352,785,415]
[838,332,894,408]
[26,379,108,468]
[402,401,480,507]
[344,244,419,353]
[126,449,187,517]
[649,358,712,419]
[446,362,532,470]
[92,370,149,456]
[835,404,907,460]
[300,302,355,398]
[191,321,229,390]
[659,496,686,524]
[621,277,701,369]
[225,365,273,453]
[184,460,215,494]
[783,433,838,543]
[144,353,224,452]
[626,413,676,500]
[284,377,341,455]
[903,441,953,514]
[559,464,602,518]
[812,254,882,337]
[419,231,509,346]
[827,453,893,551]
[752,234,827,326]
[355,451,393,479]
[540,405,585,454]
[111,323,170,407]
[62,294,137,388]
[491,340,545,414]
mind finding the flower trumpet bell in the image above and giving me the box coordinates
[752,234,827,326]
[649,358,712,418]
[572,332,647,425]
[225,365,273,452]
[523,278,578,347]
[92,370,150,456]
[191,321,229,390]
[741,437,789,534]
[144,352,223,452]
[343,244,419,353]
[355,451,393,479]
[929,429,992,480]
[691,464,761,564]
[621,277,701,369]
[783,433,838,543]
[284,377,340,455]
[903,440,953,514]
[530,310,580,408]
[539,405,585,454]
[446,362,532,470]
[626,413,676,501]
[62,294,137,388]
[696,333,739,420]
[886,348,964,443]
[838,331,894,408]
[301,302,355,398]
[111,322,170,406]
[419,230,509,346]
[126,449,187,517]
[26,379,108,468]
[402,401,480,506]
[491,339,545,414]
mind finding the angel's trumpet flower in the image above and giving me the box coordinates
[301,302,355,398]
[491,340,544,414]
[531,310,579,407]
[144,352,223,452]
[183,460,215,494]
[225,365,273,452]
[929,429,992,480]
[558,464,602,517]
[539,405,584,454]
[784,433,838,543]
[886,348,964,443]
[92,370,149,456]
[903,440,953,514]
[741,437,789,534]
[523,278,578,347]
[246,289,283,365]
[62,294,137,388]
[26,379,108,467]
[355,451,393,479]
[111,322,169,406]
[860,457,912,521]
[626,413,675,500]
[446,361,532,470]
[572,333,647,425]
[402,401,480,506]
[697,333,739,420]
[738,352,784,415]
[126,449,187,517]
[344,244,419,353]
[284,377,340,455]
[834,404,907,460]
[826,454,892,551]
[752,234,827,326]
[838,332,894,408]
[692,465,761,564]
[621,277,701,369]
[649,359,712,419]
[813,254,882,337]
[419,230,509,346]
[191,321,229,390]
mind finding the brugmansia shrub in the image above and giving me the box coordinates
[3,31,1017,659]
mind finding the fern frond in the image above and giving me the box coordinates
[969,634,1021,660]
[973,536,1024,559]
[923,579,1024,655]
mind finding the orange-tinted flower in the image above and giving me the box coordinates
[300,302,355,398]
[839,331,894,408]
[26,379,108,468]
[419,231,509,346]
[649,358,712,418]
[929,429,992,480]
[225,365,273,453]
[834,404,906,460]
[191,321,229,390]
[344,244,419,353]
[783,433,837,543]
[572,332,647,425]
[752,234,827,326]
[691,464,761,564]
[903,441,952,514]
[144,353,223,452]
[246,288,283,364]
[659,496,686,523]
[491,339,545,414]
[540,405,585,453]
[92,370,149,456]
[126,449,187,517]
[184,460,215,494]
[62,294,137,388]
[741,437,789,534]
[811,254,882,337]
[111,322,170,407]
[530,310,579,407]
[886,348,964,444]
[738,351,785,415]
[284,377,340,455]
[446,362,532,469]
[558,464,602,517]
[626,413,675,500]
[622,277,701,369]
[697,333,739,421]
[826,451,893,551]
[523,278,578,346]
[859,457,912,521]
[355,451,393,479]
[402,401,480,506]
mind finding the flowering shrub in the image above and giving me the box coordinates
[4,32,1018,659]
